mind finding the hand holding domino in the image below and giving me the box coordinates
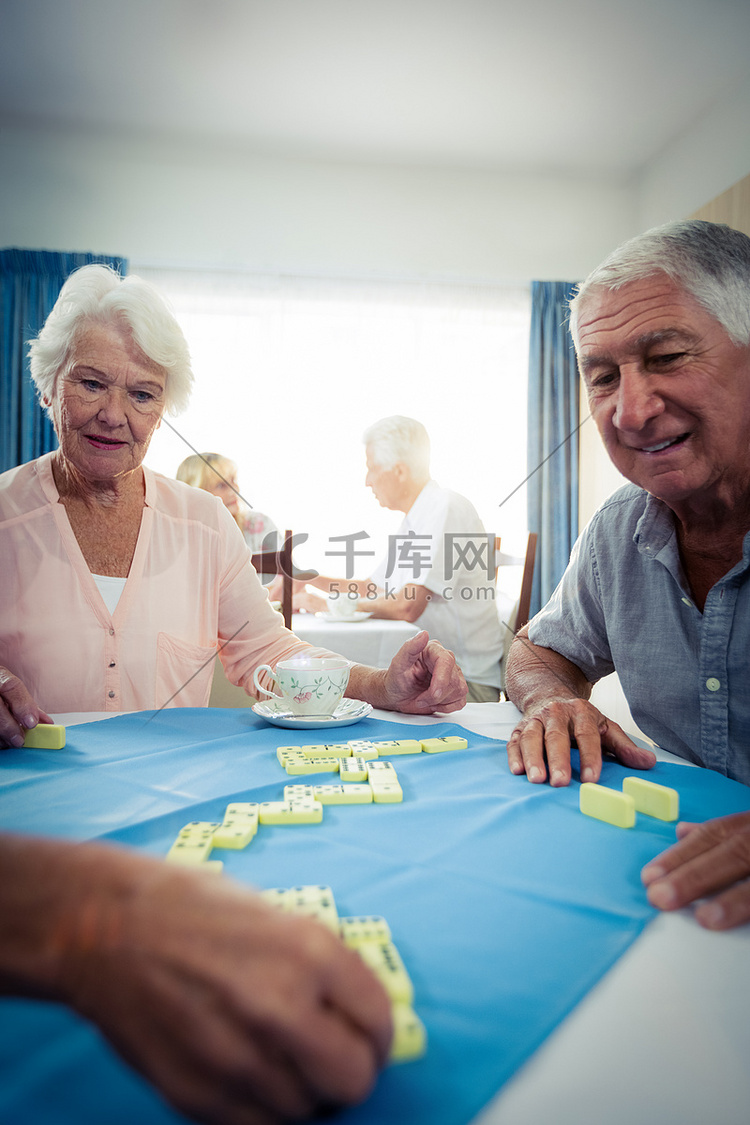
[0,665,57,749]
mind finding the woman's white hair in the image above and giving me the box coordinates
[363,415,431,478]
[28,264,194,415]
[569,220,750,349]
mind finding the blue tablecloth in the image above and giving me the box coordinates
[1,708,749,1125]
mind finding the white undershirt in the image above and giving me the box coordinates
[93,573,127,615]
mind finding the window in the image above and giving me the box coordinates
[138,267,530,572]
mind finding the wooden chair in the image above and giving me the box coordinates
[251,529,318,629]
[514,531,538,633]
[495,532,538,698]
[494,531,538,634]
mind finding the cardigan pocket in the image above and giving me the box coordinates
[155,632,218,709]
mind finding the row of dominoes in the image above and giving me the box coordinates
[281,757,405,801]
[166,801,260,868]
[166,735,471,868]
[259,884,427,1064]
[277,735,467,775]
[165,761,407,869]
[580,776,680,828]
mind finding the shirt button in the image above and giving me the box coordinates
[108,690,116,699]
[706,677,721,692]
[681,597,692,607]
[109,628,115,636]
[109,661,116,668]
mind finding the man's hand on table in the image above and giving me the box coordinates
[642,810,750,931]
[0,835,392,1125]
[348,631,467,714]
[506,696,657,786]
[0,667,54,749]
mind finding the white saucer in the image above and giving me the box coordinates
[252,697,373,729]
[319,611,374,624]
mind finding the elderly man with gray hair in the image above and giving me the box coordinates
[505,219,750,932]
[307,415,504,702]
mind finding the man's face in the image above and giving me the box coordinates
[364,446,406,511]
[577,275,750,519]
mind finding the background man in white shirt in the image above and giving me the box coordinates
[307,416,504,702]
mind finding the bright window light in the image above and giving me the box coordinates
[137,268,530,573]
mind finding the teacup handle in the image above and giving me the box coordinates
[253,664,280,699]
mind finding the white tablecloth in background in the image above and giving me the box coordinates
[292,613,421,667]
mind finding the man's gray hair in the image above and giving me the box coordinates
[569,220,750,349]
[363,415,431,478]
[29,264,194,416]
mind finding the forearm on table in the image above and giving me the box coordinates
[366,584,429,623]
[505,626,593,712]
[346,664,390,708]
[0,834,145,1002]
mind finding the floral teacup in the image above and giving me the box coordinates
[253,656,351,716]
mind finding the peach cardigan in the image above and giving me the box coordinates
[0,454,331,713]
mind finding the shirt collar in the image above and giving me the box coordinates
[404,479,438,525]
[634,488,750,581]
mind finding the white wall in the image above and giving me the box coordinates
[0,122,634,283]
[636,72,750,231]
[577,72,750,532]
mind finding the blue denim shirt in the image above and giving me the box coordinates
[529,484,750,786]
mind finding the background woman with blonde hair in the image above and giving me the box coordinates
[176,450,278,553]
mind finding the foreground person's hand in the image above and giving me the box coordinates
[641,810,750,931]
[0,667,54,749]
[0,835,393,1124]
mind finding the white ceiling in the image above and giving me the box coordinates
[2,0,749,178]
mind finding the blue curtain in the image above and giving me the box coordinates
[0,249,127,474]
[526,280,580,618]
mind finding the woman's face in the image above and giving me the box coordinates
[204,464,241,515]
[49,321,166,484]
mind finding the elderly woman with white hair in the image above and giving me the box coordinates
[0,265,466,744]
[0,265,467,1124]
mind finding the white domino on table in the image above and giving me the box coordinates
[356,940,414,1005]
[339,756,369,782]
[277,745,303,764]
[284,784,317,802]
[166,821,220,865]
[346,740,380,760]
[390,1002,427,1063]
[259,799,324,825]
[339,915,392,947]
[420,735,468,753]
[374,739,422,755]
[177,821,220,841]
[302,743,353,759]
[212,819,257,849]
[287,885,340,932]
[166,836,215,865]
[313,783,374,805]
[22,723,66,749]
[285,755,341,776]
[367,760,399,781]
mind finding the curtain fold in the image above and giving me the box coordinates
[526,280,580,618]
[1,249,127,473]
